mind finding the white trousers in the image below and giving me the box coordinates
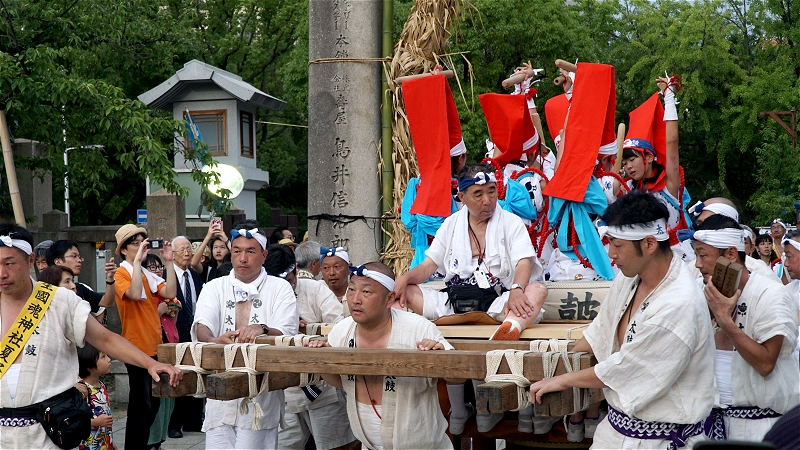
[206,424,278,450]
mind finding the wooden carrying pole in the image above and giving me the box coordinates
[156,341,601,416]
[0,110,26,226]
[394,70,454,85]
[614,123,626,171]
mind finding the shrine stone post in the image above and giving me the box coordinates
[308,0,383,266]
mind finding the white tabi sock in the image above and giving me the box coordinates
[504,318,523,333]
[446,383,468,418]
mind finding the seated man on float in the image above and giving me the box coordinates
[394,162,546,338]
[394,163,548,435]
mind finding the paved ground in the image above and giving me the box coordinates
[111,405,206,450]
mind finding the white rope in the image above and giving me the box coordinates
[306,323,330,335]
[174,343,213,397]
[566,323,590,340]
[530,339,591,415]
[529,338,571,352]
[223,343,272,430]
[484,350,533,411]
[273,334,323,386]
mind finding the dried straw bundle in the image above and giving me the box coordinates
[381,0,463,275]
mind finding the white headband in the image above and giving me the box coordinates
[783,238,800,253]
[688,201,739,222]
[350,265,396,292]
[0,235,32,255]
[772,219,788,230]
[742,228,755,242]
[598,140,618,156]
[451,139,467,157]
[597,219,669,242]
[692,228,745,252]
[230,228,267,250]
[322,247,350,265]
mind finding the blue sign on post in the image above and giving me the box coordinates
[137,209,147,224]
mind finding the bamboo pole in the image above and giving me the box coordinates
[394,70,455,85]
[380,0,394,218]
[0,110,26,227]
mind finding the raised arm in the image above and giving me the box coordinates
[659,76,680,199]
[123,239,148,301]
[99,256,117,308]
[158,239,177,299]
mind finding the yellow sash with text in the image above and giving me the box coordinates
[0,282,55,379]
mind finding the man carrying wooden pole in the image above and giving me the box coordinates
[191,225,299,448]
[530,191,715,449]
[308,261,456,450]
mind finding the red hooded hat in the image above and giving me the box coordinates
[403,74,465,217]
[543,63,616,202]
[479,93,538,167]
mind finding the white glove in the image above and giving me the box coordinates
[663,83,678,121]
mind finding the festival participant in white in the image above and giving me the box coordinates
[688,198,778,281]
[308,262,454,450]
[688,215,799,441]
[0,223,182,449]
[192,226,299,449]
[530,192,715,449]
[321,247,351,312]
[781,230,800,323]
[264,243,356,450]
[621,76,694,261]
[394,163,546,339]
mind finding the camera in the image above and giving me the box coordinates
[149,239,164,249]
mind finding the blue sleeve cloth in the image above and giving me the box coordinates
[401,177,456,268]
[547,175,614,280]
[499,177,538,221]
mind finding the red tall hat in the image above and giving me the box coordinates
[479,93,538,167]
[624,92,666,162]
[544,63,616,202]
[544,93,570,148]
[403,74,465,218]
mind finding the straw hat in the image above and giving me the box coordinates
[115,224,147,254]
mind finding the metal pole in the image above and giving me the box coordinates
[64,146,70,227]
[0,110,27,227]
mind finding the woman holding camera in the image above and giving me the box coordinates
[113,224,177,450]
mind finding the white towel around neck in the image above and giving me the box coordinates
[120,260,164,299]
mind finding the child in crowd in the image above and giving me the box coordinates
[77,343,116,450]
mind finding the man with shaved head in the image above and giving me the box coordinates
[309,262,455,449]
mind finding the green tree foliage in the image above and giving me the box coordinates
[441,0,800,225]
[0,0,224,225]
[3,0,800,230]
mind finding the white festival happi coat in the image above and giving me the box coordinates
[583,253,716,449]
[327,309,454,450]
[285,271,345,414]
[192,269,299,432]
[0,286,91,449]
[426,204,541,287]
[718,272,799,440]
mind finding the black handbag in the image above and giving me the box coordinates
[444,284,503,314]
[36,387,93,449]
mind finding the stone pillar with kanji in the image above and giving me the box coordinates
[307,0,382,265]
